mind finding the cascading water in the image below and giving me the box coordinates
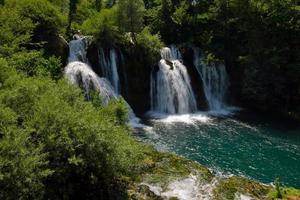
[68,37,88,63]
[193,48,229,111]
[67,38,117,105]
[98,48,120,94]
[150,47,197,114]
[66,37,140,126]
[65,62,117,105]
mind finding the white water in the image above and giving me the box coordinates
[193,48,229,111]
[234,193,254,200]
[146,111,212,124]
[142,175,219,200]
[65,62,117,105]
[66,38,140,125]
[68,37,88,63]
[98,48,120,94]
[150,47,197,114]
[67,38,116,104]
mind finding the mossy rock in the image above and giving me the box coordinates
[127,184,163,200]
[267,187,300,200]
[140,150,213,185]
[130,148,298,200]
[213,176,271,200]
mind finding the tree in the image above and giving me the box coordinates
[0,58,143,199]
[95,0,101,11]
[47,0,69,12]
[117,0,145,42]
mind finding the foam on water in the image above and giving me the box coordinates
[146,111,212,124]
[138,112,300,187]
[142,175,218,200]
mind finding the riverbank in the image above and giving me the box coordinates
[122,149,300,200]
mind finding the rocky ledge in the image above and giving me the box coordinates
[121,150,300,200]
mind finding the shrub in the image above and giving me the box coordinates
[134,27,163,65]
[0,6,34,57]
[0,60,144,199]
[8,51,63,79]
[80,7,120,46]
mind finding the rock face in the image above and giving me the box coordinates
[56,35,69,65]
[181,47,208,110]
[42,34,69,65]
[87,42,232,115]
[87,42,154,115]
[122,46,153,115]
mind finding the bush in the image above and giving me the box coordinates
[8,51,63,79]
[80,7,120,46]
[0,128,51,200]
[5,0,67,36]
[0,60,144,199]
[136,27,163,62]
[0,1,66,79]
[0,6,34,57]
[4,0,68,57]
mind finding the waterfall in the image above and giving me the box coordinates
[65,61,117,105]
[98,48,121,94]
[193,48,229,111]
[67,38,117,104]
[66,38,140,125]
[68,37,88,63]
[150,47,197,114]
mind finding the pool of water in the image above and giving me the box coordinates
[136,111,300,188]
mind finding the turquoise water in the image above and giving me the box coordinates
[137,111,300,188]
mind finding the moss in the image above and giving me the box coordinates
[127,184,163,200]
[124,148,215,199]
[127,148,300,200]
[213,176,271,200]
[139,149,213,185]
[267,187,300,200]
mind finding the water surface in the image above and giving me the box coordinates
[136,111,300,188]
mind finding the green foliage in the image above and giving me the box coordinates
[81,7,120,46]
[0,59,51,200]
[8,51,63,79]
[213,176,271,200]
[3,0,68,61]
[116,0,145,40]
[136,27,163,62]
[142,0,300,118]
[0,128,51,200]
[146,0,177,43]
[0,6,34,56]
[268,186,300,199]
[0,0,67,79]
[47,0,69,13]
[0,58,144,199]
[275,178,283,198]
[5,0,67,36]
[71,0,98,28]
[140,150,213,185]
